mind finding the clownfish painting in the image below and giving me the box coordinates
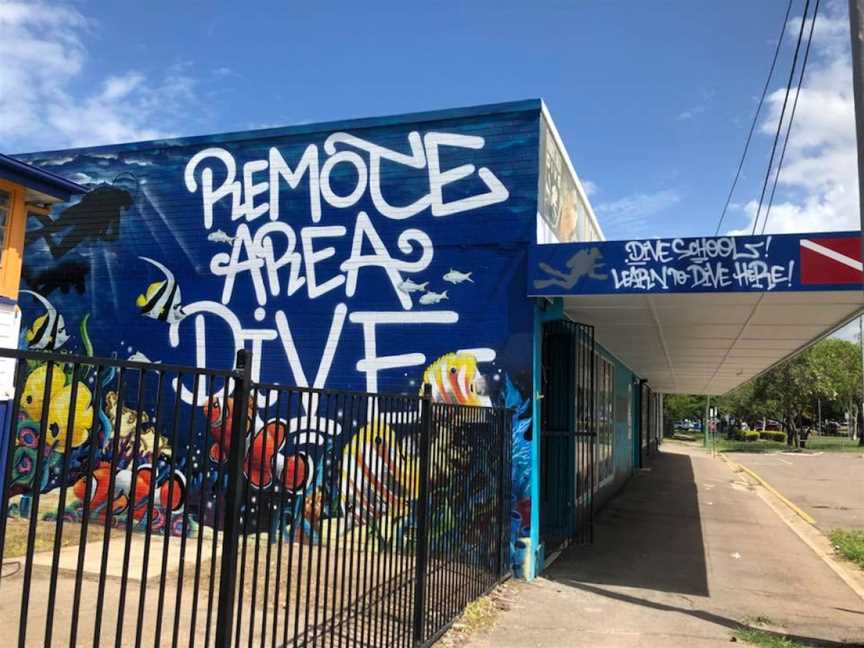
[243,419,287,489]
[73,461,184,521]
[204,395,255,464]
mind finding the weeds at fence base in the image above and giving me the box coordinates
[434,581,514,647]
[733,626,809,648]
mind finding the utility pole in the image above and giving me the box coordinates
[704,395,711,450]
[848,0,864,445]
[817,397,822,435]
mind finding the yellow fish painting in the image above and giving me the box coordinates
[421,353,490,406]
[19,364,94,451]
[45,383,94,451]
[339,419,419,532]
[20,364,65,421]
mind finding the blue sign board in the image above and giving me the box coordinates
[527,231,864,296]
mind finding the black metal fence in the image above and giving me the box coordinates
[539,319,595,557]
[0,348,511,648]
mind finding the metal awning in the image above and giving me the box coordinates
[0,152,87,203]
[528,232,864,395]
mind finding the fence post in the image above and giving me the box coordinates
[497,410,509,579]
[412,384,433,646]
[215,348,252,648]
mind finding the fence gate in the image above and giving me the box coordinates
[539,319,596,561]
[0,348,512,648]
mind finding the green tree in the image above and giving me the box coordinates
[809,338,862,441]
[663,394,706,426]
[663,337,864,446]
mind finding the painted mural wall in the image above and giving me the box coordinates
[10,104,540,570]
[535,114,602,245]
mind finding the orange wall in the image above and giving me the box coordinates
[0,179,28,301]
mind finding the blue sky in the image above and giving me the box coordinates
[0,1,857,242]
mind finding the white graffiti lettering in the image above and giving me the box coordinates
[184,132,509,226]
[609,235,788,292]
[174,129,507,405]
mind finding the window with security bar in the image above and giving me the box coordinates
[595,354,615,483]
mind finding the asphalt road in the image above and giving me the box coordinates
[732,450,864,532]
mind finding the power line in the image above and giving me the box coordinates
[714,0,795,235]
[761,0,821,234]
[752,0,812,235]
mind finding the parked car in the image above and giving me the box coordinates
[821,420,842,436]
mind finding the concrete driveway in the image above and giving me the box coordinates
[732,451,864,532]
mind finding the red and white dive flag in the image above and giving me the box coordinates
[800,237,863,285]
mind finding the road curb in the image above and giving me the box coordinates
[719,453,864,603]
[721,456,816,525]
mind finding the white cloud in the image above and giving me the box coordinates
[729,1,858,235]
[676,88,715,121]
[0,1,200,150]
[100,73,145,101]
[212,66,239,78]
[594,189,681,237]
[831,316,864,343]
[582,179,599,196]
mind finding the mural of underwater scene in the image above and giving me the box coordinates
[12,104,540,568]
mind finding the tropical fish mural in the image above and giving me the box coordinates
[12,103,541,573]
[243,419,287,489]
[20,290,70,351]
[19,363,65,421]
[104,391,159,461]
[7,299,531,572]
[339,419,420,533]
[19,363,93,451]
[136,256,186,325]
[205,395,255,464]
[71,462,183,521]
[422,352,491,406]
[44,382,94,451]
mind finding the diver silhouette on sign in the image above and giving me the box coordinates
[534,248,608,290]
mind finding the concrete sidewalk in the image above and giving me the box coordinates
[462,444,864,647]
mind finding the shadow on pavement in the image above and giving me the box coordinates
[542,448,861,647]
[561,582,855,648]
[548,450,709,596]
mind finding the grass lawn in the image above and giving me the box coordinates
[701,435,863,454]
[830,529,864,570]
[714,439,789,453]
[806,435,864,452]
